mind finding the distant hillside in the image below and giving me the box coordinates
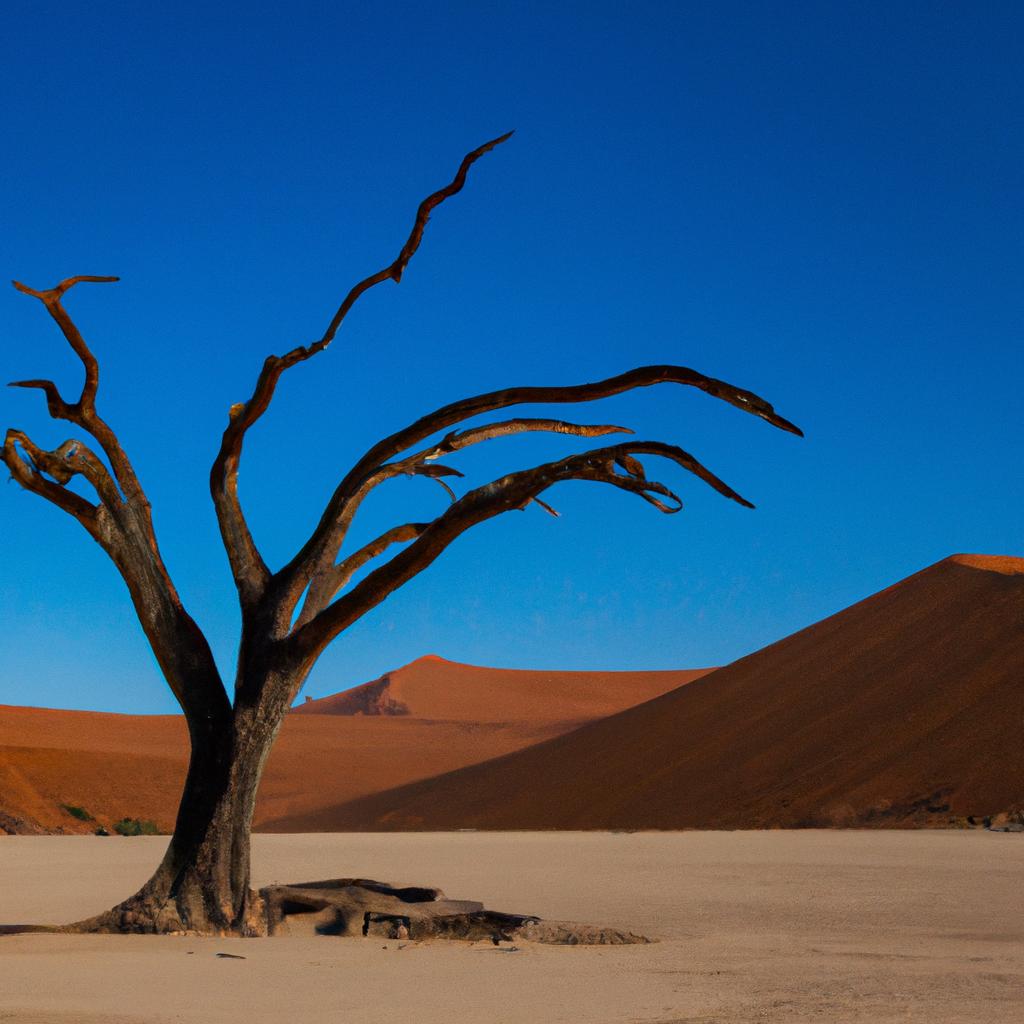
[266,555,1024,831]
[292,655,709,723]
[0,658,706,834]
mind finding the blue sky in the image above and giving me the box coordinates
[1,2,1021,713]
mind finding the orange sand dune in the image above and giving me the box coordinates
[292,654,708,723]
[0,658,704,834]
[268,555,1024,831]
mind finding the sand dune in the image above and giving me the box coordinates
[292,654,706,722]
[270,555,1024,831]
[0,658,703,834]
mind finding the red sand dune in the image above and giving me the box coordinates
[265,555,1024,831]
[0,659,706,834]
[291,654,704,723]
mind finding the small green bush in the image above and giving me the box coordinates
[60,803,94,822]
[113,817,160,836]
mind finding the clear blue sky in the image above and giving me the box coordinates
[1,2,1021,713]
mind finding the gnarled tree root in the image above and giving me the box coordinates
[261,878,651,944]
[4,879,650,943]
[63,892,267,936]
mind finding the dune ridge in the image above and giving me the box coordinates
[292,655,709,723]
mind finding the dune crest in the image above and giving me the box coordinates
[292,655,710,723]
[948,553,1024,575]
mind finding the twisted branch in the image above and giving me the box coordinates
[2,429,100,534]
[210,132,512,604]
[6,428,123,507]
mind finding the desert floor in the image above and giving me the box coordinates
[1,831,1022,1023]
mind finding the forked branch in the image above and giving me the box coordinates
[295,522,429,628]
[289,438,756,662]
[8,276,145,503]
[11,276,118,414]
[290,418,633,623]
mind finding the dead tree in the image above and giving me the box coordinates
[2,133,801,935]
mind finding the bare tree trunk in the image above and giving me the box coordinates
[73,668,298,936]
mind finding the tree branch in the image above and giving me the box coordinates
[2,428,101,536]
[359,365,802,475]
[210,132,512,606]
[4,428,123,509]
[8,378,74,419]
[282,418,632,623]
[289,438,753,662]
[295,522,429,628]
[12,276,118,413]
[6,280,231,719]
[283,365,800,598]
[9,276,145,503]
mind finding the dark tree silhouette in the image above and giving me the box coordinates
[2,134,801,935]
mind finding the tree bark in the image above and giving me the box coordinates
[71,677,295,935]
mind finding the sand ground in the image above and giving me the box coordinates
[1,831,1021,1023]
